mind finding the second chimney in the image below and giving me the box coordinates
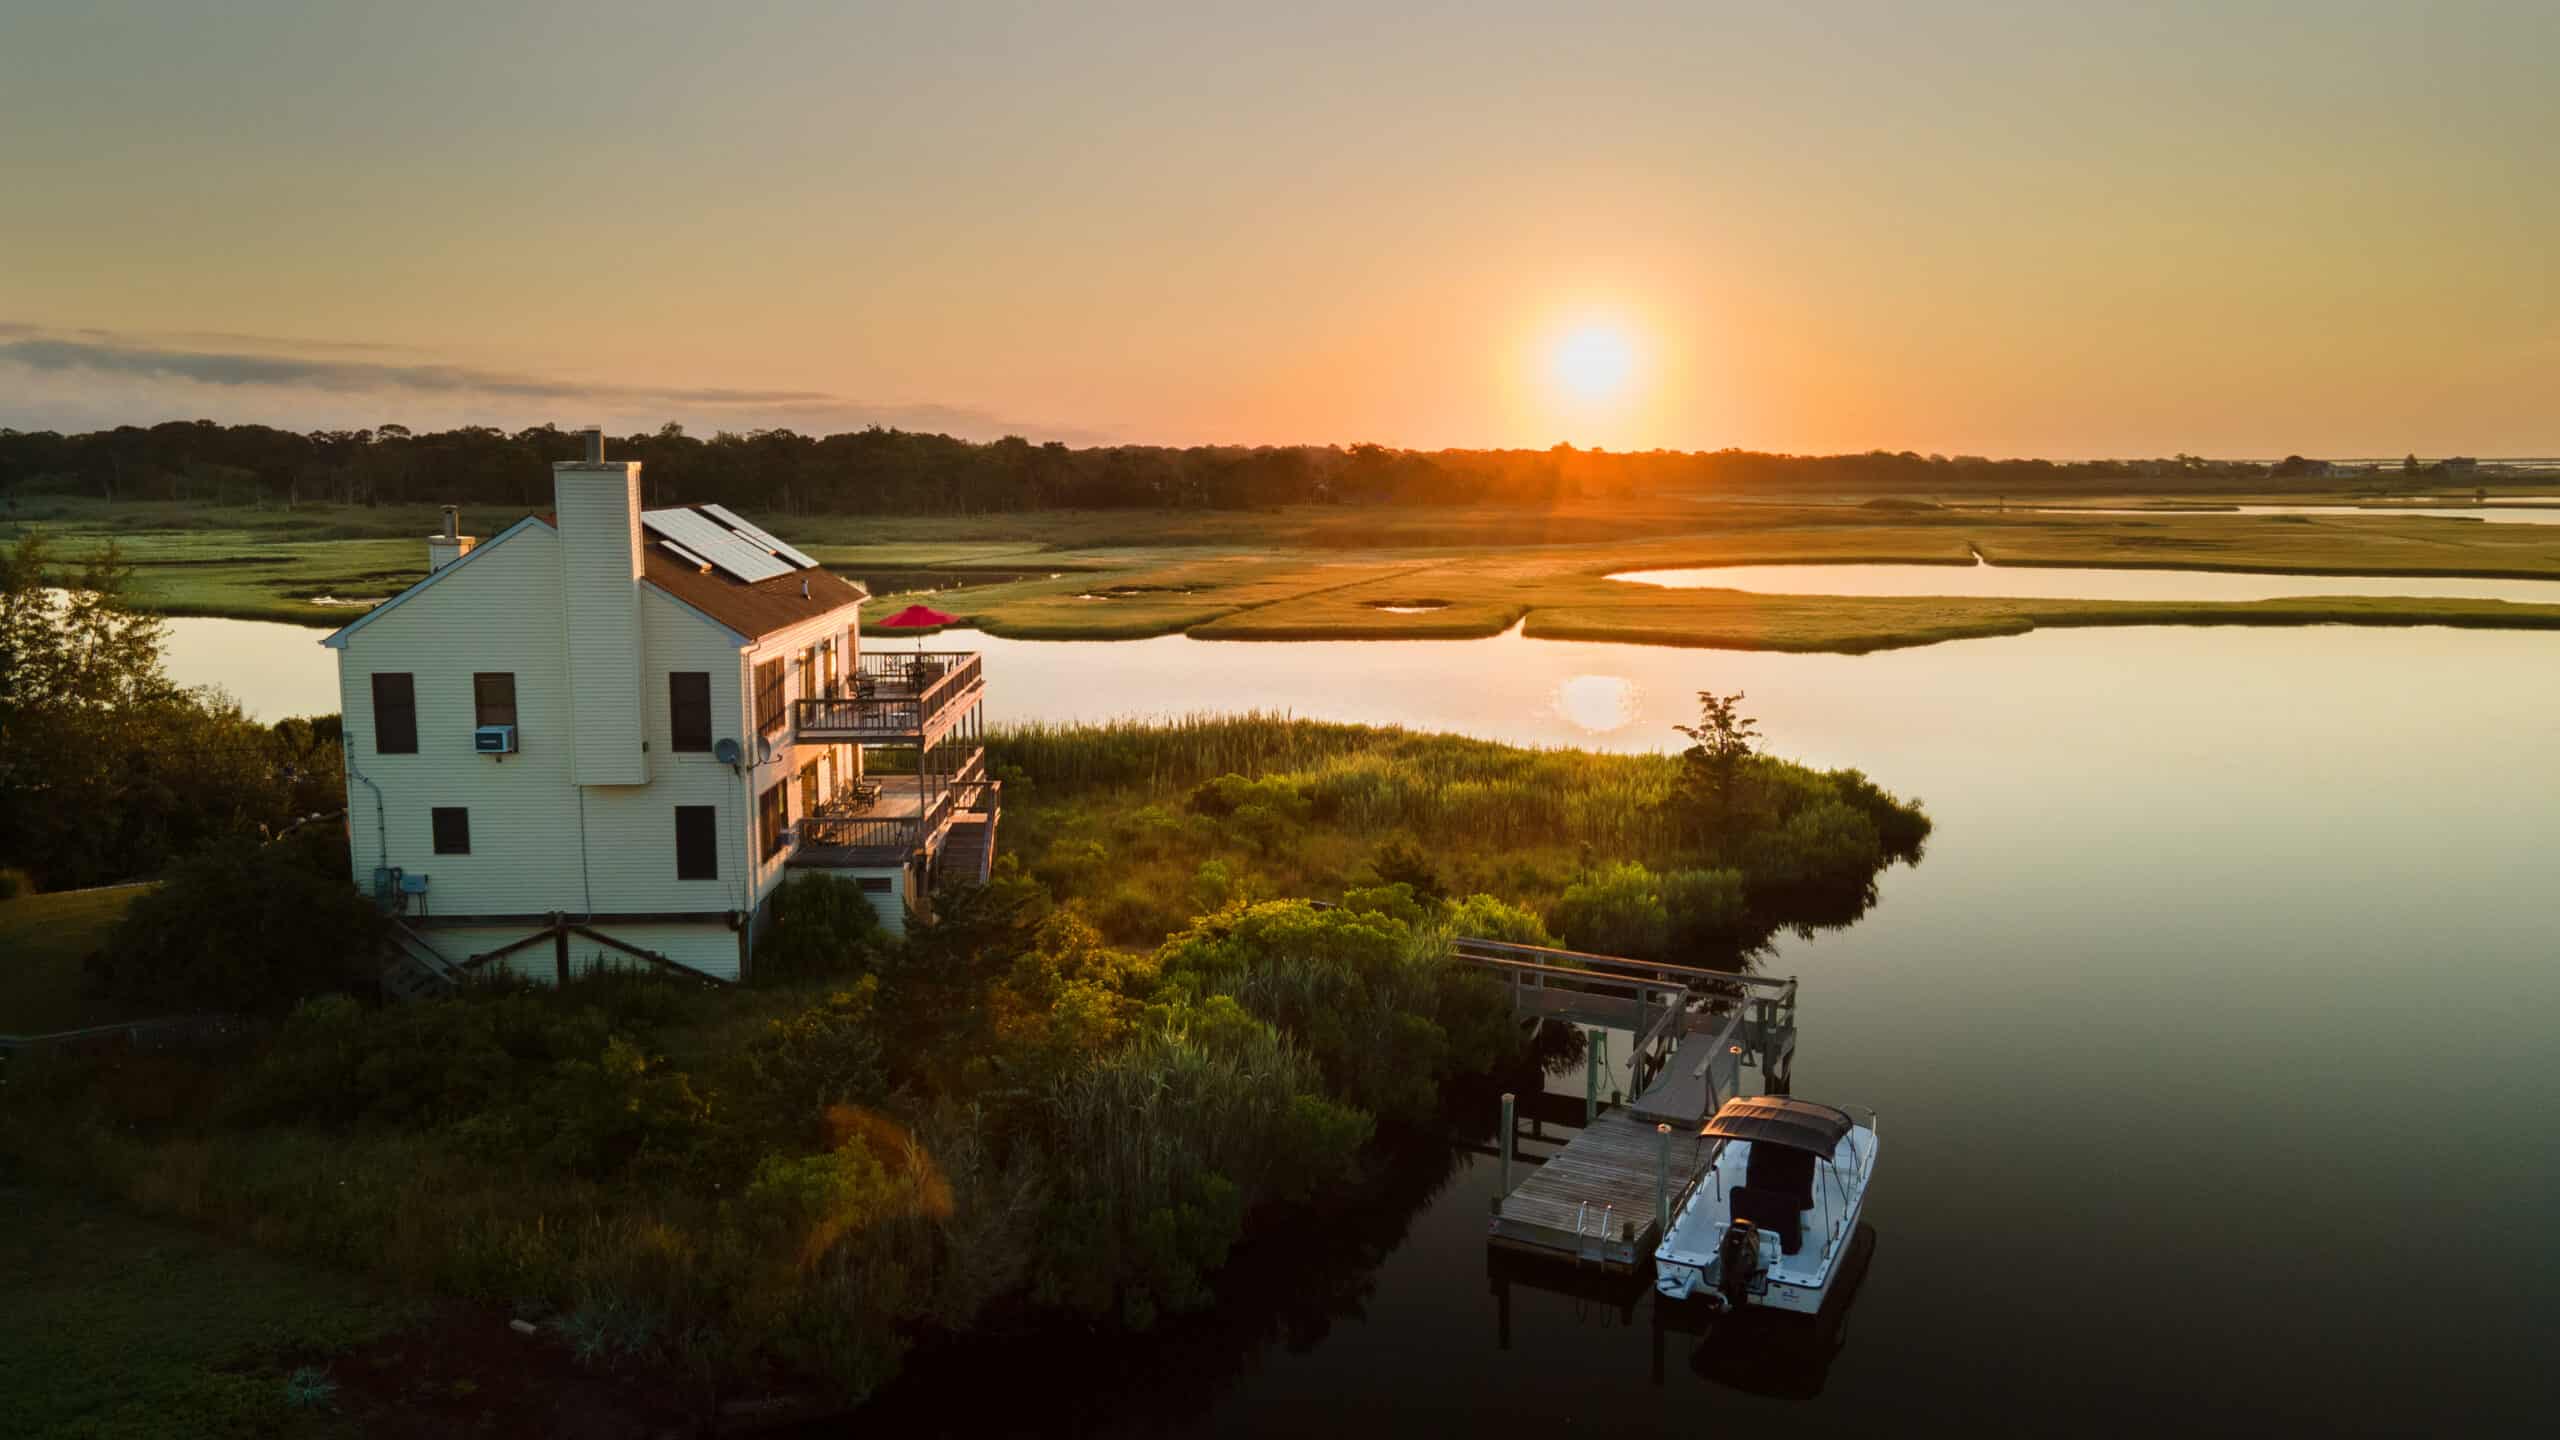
[426,504,475,572]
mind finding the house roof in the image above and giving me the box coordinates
[319,509,865,651]
[639,537,868,641]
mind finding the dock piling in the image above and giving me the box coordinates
[1584,1030,1600,1123]
[1499,1092,1515,1196]
[1655,1123,1672,1234]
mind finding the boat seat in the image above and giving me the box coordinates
[1730,1184,1804,1255]
[1746,1143,1818,1211]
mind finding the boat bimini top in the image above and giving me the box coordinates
[1701,1096,1857,1157]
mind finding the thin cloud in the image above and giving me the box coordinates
[0,335,839,406]
[0,324,1112,442]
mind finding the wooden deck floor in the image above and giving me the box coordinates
[1489,1112,1721,1271]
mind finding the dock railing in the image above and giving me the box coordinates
[1447,935,1792,1098]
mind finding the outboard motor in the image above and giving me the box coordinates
[1717,1220,1764,1310]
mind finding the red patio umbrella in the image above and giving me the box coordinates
[873,602,957,656]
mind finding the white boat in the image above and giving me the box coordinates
[1653,1095,1879,1313]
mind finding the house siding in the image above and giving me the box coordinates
[417,922,745,984]
[339,523,581,915]
[336,516,865,986]
[790,864,913,937]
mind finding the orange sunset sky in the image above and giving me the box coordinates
[2,1,2552,456]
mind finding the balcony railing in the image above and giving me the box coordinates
[795,651,982,741]
[792,777,999,865]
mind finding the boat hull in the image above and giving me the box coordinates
[1653,1119,1877,1316]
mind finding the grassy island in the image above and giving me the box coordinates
[9,494,2560,653]
[4,713,1924,1426]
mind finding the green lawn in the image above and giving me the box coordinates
[0,1186,411,1439]
[0,885,147,1034]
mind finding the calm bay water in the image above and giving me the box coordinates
[2024,502,2560,526]
[185,615,2560,1431]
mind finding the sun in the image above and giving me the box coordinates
[1551,322,1637,404]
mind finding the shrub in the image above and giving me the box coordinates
[1030,837,1109,897]
[740,981,890,1141]
[1550,862,1668,959]
[1192,858,1239,913]
[1369,835,1444,898]
[533,1037,712,1178]
[1090,883,1182,944]
[1746,800,1884,901]
[1155,901,1517,1126]
[89,842,385,1014]
[754,873,886,984]
[0,866,33,899]
[1443,893,1557,947]
[1661,867,1750,957]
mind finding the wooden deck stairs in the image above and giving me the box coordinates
[380,920,467,1001]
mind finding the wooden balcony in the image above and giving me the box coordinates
[787,751,993,868]
[794,651,983,744]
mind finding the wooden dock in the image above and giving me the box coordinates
[1489,1111,1718,1269]
[1463,938,1797,1273]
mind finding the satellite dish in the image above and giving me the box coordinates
[756,736,775,765]
[713,738,742,765]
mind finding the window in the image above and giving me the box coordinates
[669,671,712,752]
[431,806,470,855]
[856,876,893,895]
[674,806,717,880]
[754,658,785,734]
[372,672,417,754]
[757,781,787,860]
[473,672,516,729]
[799,760,820,814]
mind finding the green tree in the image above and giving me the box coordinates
[0,533,318,886]
[1672,689,1762,842]
[753,873,887,983]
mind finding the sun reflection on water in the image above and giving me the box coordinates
[1552,673,1639,734]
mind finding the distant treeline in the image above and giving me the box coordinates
[0,419,2344,513]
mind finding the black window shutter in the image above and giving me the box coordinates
[670,672,711,751]
[473,672,517,728]
[675,806,717,879]
[372,673,418,754]
[430,806,470,854]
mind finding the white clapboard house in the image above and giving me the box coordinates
[323,429,997,989]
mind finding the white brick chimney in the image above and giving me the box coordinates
[426,505,475,572]
[553,428,648,785]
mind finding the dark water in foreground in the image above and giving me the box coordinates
[186,620,2560,1431]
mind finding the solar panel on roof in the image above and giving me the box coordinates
[641,509,795,583]
[656,538,714,571]
[698,503,821,570]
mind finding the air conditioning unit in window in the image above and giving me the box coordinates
[474,724,518,755]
